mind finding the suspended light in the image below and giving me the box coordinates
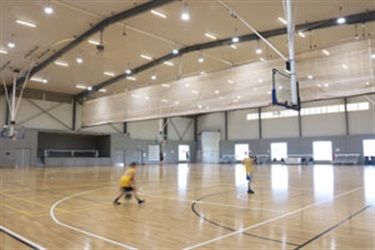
[44,6,53,14]
[337,6,346,24]
[337,17,346,24]
[181,3,190,21]
[232,36,239,43]
[44,0,53,14]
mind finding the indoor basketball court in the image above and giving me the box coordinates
[1,163,374,249]
[1,0,374,249]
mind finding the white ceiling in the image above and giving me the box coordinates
[1,0,374,101]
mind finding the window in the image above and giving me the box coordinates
[248,102,368,120]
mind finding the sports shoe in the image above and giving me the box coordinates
[247,189,255,194]
[138,199,145,204]
[113,200,121,205]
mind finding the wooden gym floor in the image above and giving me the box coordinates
[0,163,374,249]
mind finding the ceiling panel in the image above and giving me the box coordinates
[1,0,374,105]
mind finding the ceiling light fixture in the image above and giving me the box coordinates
[341,64,348,69]
[125,69,132,75]
[161,84,170,88]
[198,51,204,63]
[30,77,48,83]
[164,61,174,66]
[337,6,346,24]
[44,6,53,14]
[172,49,179,54]
[255,40,262,54]
[54,61,69,67]
[76,85,86,89]
[150,9,167,19]
[16,20,37,28]
[76,58,83,64]
[151,74,157,80]
[88,40,100,45]
[8,34,15,48]
[127,76,136,81]
[322,49,330,56]
[204,33,217,40]
[278,17,287,25]
[232,27,239,43]
[98,89,107,93]
[307,75,314,80]
[104,71,115,77]
[354,24,359,40]
[371,54,375,59]
[44,0,53,15]
[298,31,306,38]
[141,54,153,60]
[0,49,8,54]
[231,44,237,49]
[181,3,190,21]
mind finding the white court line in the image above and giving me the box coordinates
[183,186,364,250]
[0,225,46,250]
[144,193,285,213]
[49,187,138,250]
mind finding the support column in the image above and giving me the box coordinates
[72,97,77,131]
[344,97,349,135]
[224,111,228,141]
[258,108,262,139]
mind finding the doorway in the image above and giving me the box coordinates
[235,144,249,161]
[178,145,190,162]
[113,150,125,167]
[313,141,333,161]
[270,142,287,162]
[15,148,31,167]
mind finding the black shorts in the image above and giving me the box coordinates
[121,186,134,192]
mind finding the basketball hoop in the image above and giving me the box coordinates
[1,60,34,140]
[1,124,25,140]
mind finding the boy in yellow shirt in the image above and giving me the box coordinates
[243,154,255,194]
[113,162,145,205]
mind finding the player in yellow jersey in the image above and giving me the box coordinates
[113,162,145,205]
[243,154,255,194]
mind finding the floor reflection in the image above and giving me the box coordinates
[313,165,334,199]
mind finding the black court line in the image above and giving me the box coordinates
[0,228,41,250]
[294,203,373,250]
[191,191,300,247]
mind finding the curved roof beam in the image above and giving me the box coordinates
[13,0,174,89]
[75,10,375,101]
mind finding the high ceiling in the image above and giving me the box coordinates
[1,0,374,101]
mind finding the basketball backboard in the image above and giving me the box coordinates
[272,68,301,111]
